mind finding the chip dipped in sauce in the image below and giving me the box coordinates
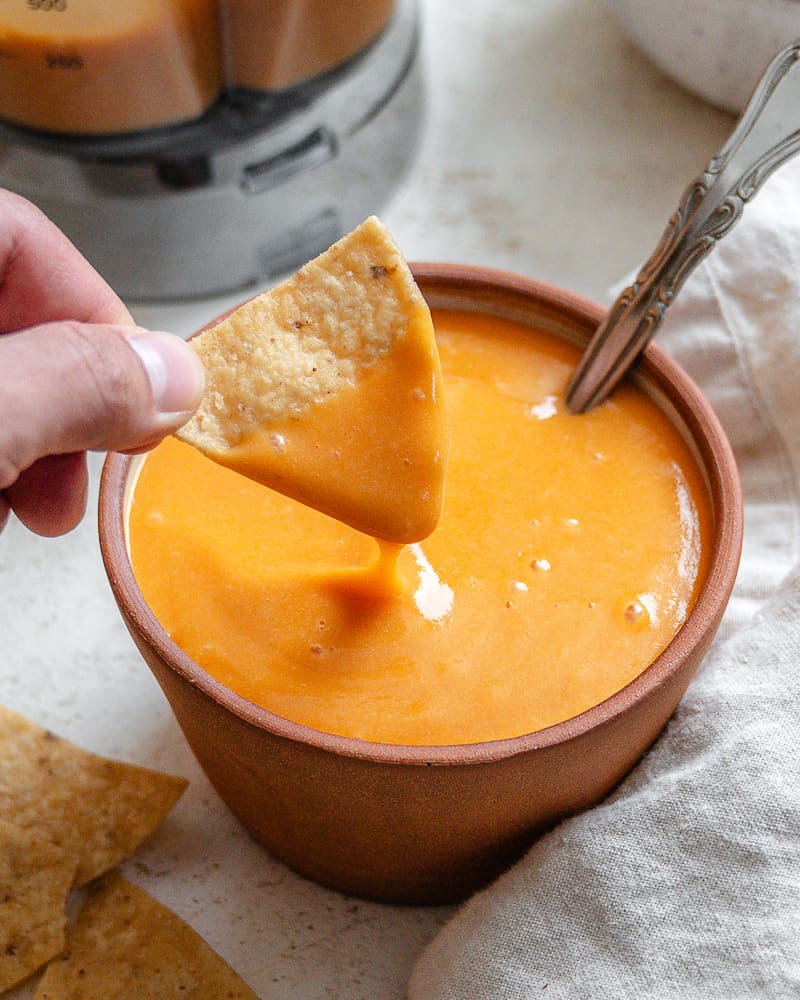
[176,217,448,547]
[128,307,712,746]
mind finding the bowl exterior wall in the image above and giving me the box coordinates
[117,603,715,904]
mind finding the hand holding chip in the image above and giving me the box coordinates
[0,189,204,537]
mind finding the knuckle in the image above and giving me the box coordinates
[64,323,146,434]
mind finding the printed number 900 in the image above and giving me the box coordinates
[27,0,67,11]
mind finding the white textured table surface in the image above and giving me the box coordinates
[2,2,735,998]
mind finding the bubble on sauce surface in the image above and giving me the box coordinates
[625,601,647,625]
[622,593,658,630]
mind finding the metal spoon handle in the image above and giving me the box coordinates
[566,41,800,413]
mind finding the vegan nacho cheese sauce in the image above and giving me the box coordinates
[128,307,712,746]
[0,0,221,135]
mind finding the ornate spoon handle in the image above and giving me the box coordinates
[566,41,800,413]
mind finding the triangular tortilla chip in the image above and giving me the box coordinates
[0,706,187,886]
[34,872,259,999]
[0,819,74,993]
[176,216,448,543]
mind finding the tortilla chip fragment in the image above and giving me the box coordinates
[34,872,259,1000]
[176,215,448,542]
[0,819,74,993]
[178,215,432,446]
[0,706,187,887]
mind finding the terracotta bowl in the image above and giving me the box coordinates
[98,265,743,905]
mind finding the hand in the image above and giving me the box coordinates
[0,190,204,537]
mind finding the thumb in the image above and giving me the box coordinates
[0,322,205,485]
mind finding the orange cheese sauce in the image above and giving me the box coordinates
[0,0,394,136]
[128,309,712,745]
[0,0,221,134]
[206,311,448,546]
[221,0,396,92]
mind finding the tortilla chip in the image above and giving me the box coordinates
[0,706,187,887]
[34,872,259,1000]
[178,215,432,448]
[0,819,74,993]
[176,215,448,542]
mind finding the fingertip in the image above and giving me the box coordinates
[127,330,205,422]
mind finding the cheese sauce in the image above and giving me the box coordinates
[0,0,221,134]
[128,309,712,745]
[0,0,394,135]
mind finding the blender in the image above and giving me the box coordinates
[0,0,422,299]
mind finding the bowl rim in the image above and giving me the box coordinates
[99,262,743,766]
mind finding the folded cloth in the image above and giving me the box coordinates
[409,158,800,999]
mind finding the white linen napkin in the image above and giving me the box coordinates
[409,158,800,999]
